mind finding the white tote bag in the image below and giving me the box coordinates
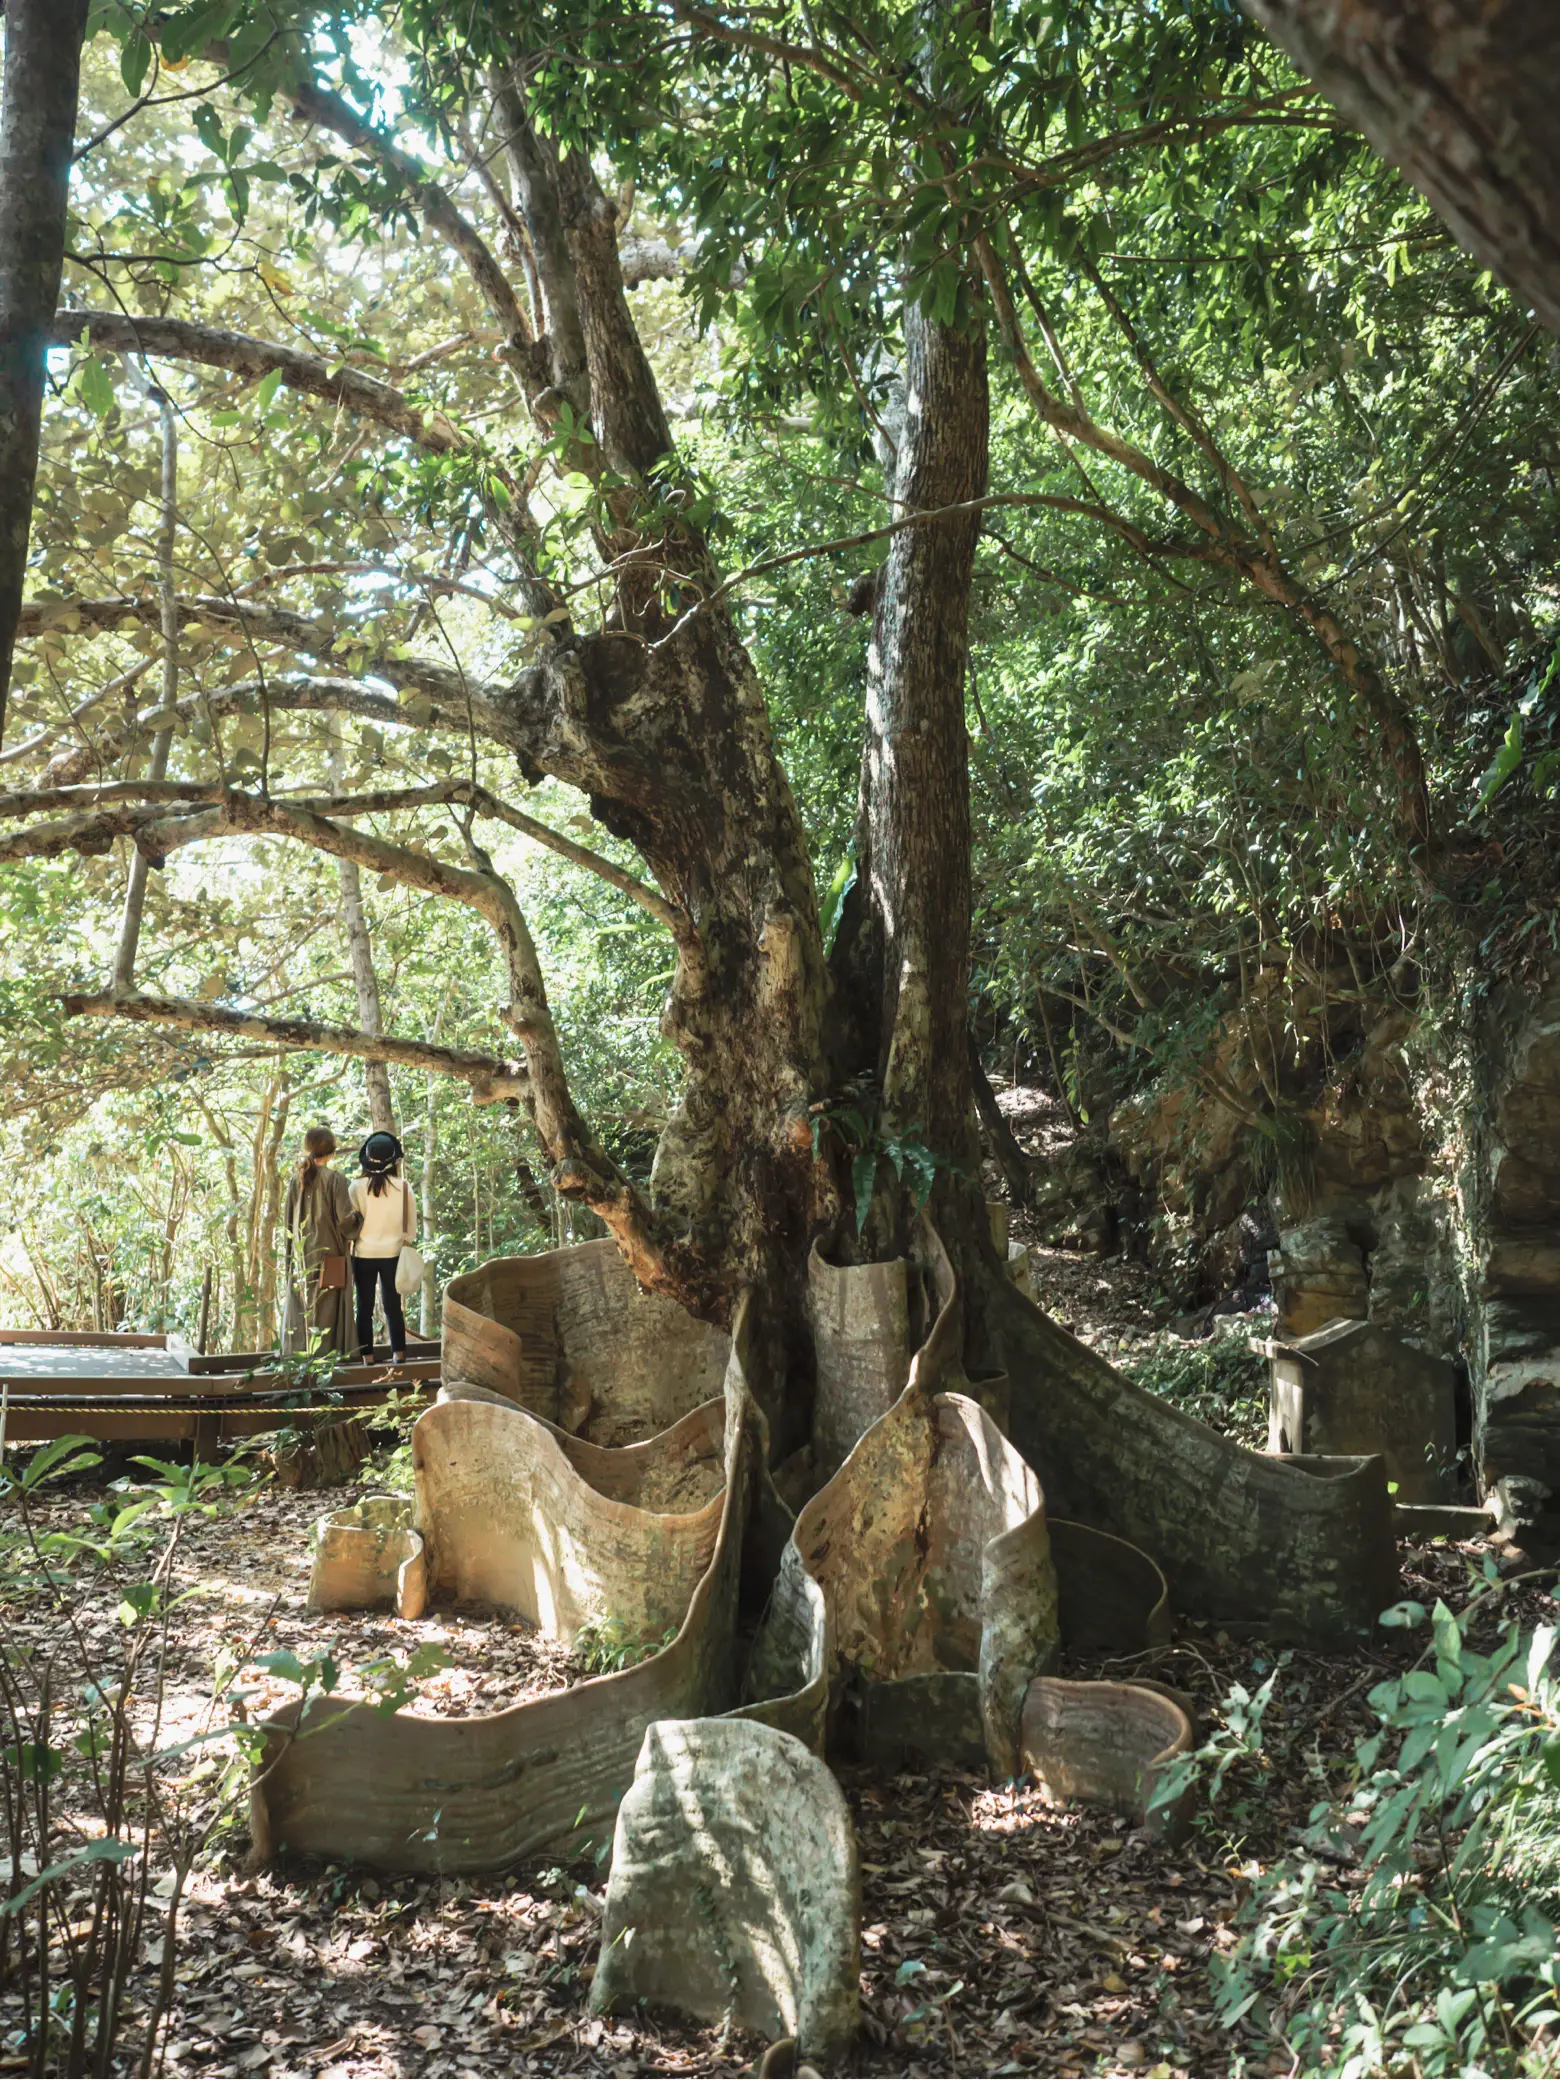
[394,1182,425,1296]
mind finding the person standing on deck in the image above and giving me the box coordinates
[349,1131,416,1366]
[282,1126,362,1359]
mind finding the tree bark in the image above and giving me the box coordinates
[969,1033,1033,1206]
[49,310,469,451]
[0,0,89,746]
[63,990,531,1102]
[834,296,989,1260]
[329,735,395,1134]
[1242,0,1560,339]
[112,369,178,994]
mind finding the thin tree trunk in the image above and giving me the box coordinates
[1243,0,1560,339]
[0,0,89,746]
[329,735,395,1132]
[969,1032,1032,1205]
[419,1003,445,1338]
[113,371,178,990]
[254,1078,291,1345]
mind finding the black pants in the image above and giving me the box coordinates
[352,1254,407,1358]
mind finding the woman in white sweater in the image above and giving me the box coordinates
[349,1131,417,1363]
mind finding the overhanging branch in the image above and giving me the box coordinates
[50,310,467,453]
[61,991,530,1102]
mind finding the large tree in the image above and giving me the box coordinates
[0,0,1428,1631]
[0,0,91,744]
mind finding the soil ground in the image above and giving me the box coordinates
[3,1228,1551,2079]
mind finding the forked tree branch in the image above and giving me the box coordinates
[24,778,669,1278]
[38,677,407,786]
[17,593,516,714]
[0,775,687,933]
[287,78,535,362]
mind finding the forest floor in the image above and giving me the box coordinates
[4,1210,1549,2080]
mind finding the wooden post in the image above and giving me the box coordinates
[197,1265,213,1356]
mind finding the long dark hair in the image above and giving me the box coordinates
[296,1125,336,1202]
[359,1131,403,1199]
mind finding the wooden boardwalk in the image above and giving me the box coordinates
[0,1330,439,1448]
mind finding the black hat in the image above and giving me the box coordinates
[359,1131,404,1173]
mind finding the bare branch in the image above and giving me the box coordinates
[49,310,467,452]
[61,990,530,1102]
[0,656,154,768]
[656,488,1186,641]
[38,677,407,787]
[18,592,510,708]
[287,78,534,360]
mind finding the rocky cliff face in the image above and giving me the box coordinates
[1089,963,1560,1538]
[1468,969,1560,1535]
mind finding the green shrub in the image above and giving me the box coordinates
[570,1614,678,1675]
[1210,1578,1560,2076]
[1120,1322,1268,1446]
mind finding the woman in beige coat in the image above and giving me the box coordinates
[282,1125,362,1359]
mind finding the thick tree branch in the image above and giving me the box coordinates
[0,773,687,932]
[38,676,407,787]
[49,310,468,452]
[18,591,505,705]
[16,594,532,775]
[287,79,535,363]
[60,991,531,1102]
[20,777,668,1272]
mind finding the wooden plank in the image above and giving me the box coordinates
[185,1339,439,1376]
[0,1359,440,1401]
[0,1328,170,1349]
[1,1403,199,1443]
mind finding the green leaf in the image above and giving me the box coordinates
[254,368,283,412]
[250,1649,312,1687]
[117,1581,159,1627]
[2,1740,65,1786]
[1379,1599,1427,1629]
[1478,712,1523,806]
[21,1434,102,1491]
[120,28,152,96]
[192,103,226,160]
[76,355,116,419]
[820,851,855,954]
[852,1149,879,1235]
[1,1838,139,1918]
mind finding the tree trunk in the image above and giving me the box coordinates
[420,1091,439,1337]
[1242,0,1560,338]
[0,0,89,746]
[831,295,990,1283]
[255,1078,291,1346]
[113,371,178,992]
[329,735,396,1133]
[969,1033,1033,1206]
